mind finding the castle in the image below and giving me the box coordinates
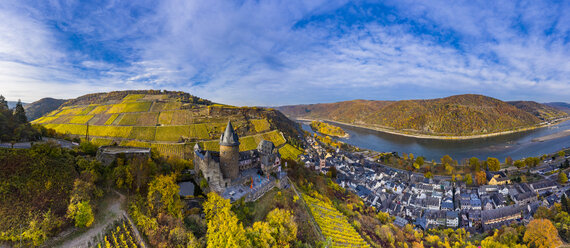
[194,121,281,193]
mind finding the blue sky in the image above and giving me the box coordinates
[0,0,569,106]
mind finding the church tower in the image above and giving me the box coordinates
[219,121,240,180]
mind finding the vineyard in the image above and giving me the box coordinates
[93,219,144,248]
[33,91,300,160]
[302,194,369,248]
[279,144,304,160]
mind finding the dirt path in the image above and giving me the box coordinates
[47,190,144,248]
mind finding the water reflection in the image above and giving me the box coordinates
[301,120,570,161]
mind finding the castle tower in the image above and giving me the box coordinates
[219,121,240,180]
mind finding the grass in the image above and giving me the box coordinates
[239,136,258,151]
[189,124,210,139]
[250,119,271,133]
[69,115,94,124]
[118,113,140,126]
[56,107,85,116]
[279,144,304,160]
[32,116,59,124]
[43,124,87,136]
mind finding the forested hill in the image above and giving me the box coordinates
[32,90,303,159]
[24,97,67,121]
[277,94,569,136]
[508,101,568,121]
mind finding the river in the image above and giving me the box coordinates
[301,120,570,162]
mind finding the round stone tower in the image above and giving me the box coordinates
[219,121,240,180]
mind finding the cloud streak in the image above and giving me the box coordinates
[0,0,568,105]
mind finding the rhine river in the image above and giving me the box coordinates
[301,120,570,162]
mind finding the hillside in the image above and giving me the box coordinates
[277,94,568,137]
[545,102,570,114]
[33,90,303,159]
[24,97,67,121]
[508,101,567,121]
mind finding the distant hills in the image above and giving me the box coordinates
[24,98,67,121]
[32,90,302,159]
[6,101,26,109]
[544,102,570,114]
[277,94,568,137]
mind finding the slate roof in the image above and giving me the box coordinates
[220,121,240,146]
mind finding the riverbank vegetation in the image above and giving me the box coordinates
[310,121,348,138]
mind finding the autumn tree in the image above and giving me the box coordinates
[559,151,566,158]
[442,155,454,168]
[475,171,487,185]
[487,157,500,171]
[559,172,568,184]
[505,156,513,166]
[68,200,94,227]
[523,219,562,248]
[416,157,424,166]
[147,174,182,217]
[204,192,250,247]
[514,160,525,169]
[469,157,480,171]
[266,208,297,246]
[465,174,473,185]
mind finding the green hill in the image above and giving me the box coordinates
[277,94,568,136]
[33,90,303,159]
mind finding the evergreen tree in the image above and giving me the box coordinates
[13,99,27,124]
[0,95,8,111]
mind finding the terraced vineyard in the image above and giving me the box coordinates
[33,90,301,159]
[93,219,144,248]
[302,194,369,248]
[279,144,304,160]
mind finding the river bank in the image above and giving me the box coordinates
[296,117,570,140]
[532,130,570,142]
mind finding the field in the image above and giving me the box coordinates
[120,140,151,148]
[155,126,190,142]
[279,144,304,160]
[93,219,144,248]
[91,138,115,146]
[151,143,190,159]
[128,127,156,141]
[105,114,120,125]
[302,194,369,248]
[107,102,152,114]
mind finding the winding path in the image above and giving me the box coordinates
[53,190,145,248]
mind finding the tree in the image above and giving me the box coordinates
[413,163,420,170]
[409,153,414,161]
[487,157,500,171]
[469,157,480,171]
[505,156,513,166]
[559,151,566,158]
[424,171,433,179]
[523,219,562,248]
[70,200,94,227]
[465,174,473,185]
[442,155,454,168]
[514,160,525,169]
[204,192,250,248]
[559,172,568,184]
[0,95,8,111]
[147,174,182,217]
[416,157,424,166]
[475,171,487,185]
[266,209,297,246]
[13,99,27,124]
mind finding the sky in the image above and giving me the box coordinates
[0,0,569,106]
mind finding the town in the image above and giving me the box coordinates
[299,134,570,233]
